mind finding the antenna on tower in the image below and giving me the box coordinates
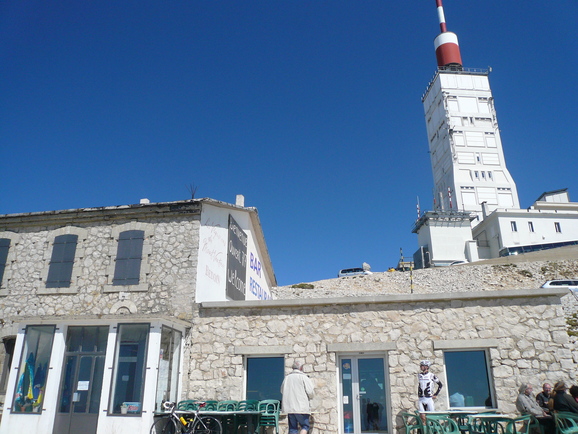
[436,0,448,33]
[433,0,463,68]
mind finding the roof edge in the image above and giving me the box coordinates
[200,287,566,310]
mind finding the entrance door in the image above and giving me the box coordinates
[53,326,109,434]
[340,356,388,434]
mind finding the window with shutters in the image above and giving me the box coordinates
[46,234,78,288]
[104,223,152,292]
[112,230,144,286]
[0,238,10,288]
[39,227,86,295]
[0,232,20,296]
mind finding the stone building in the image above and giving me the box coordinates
[196,286,574,433]
[1,198,577,434]
[0,198,275,434]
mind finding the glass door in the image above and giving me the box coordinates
[340,356,388,434]
[53,326,109,434]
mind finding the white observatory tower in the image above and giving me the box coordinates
[422,0,520,222]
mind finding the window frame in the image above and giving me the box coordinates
[510,221,517,232]
[11,325,56,414]
[104,222,152,293]
[0,337,16,394]
[443,349,495,410]
[528,222,534,233]
[39,227,87,295]
[555,222,562,233]
[108,323,150,415]
[154,326,182,412]
[245,355,284,402]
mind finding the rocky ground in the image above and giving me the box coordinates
[272,256,578,300]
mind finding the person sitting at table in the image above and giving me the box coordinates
[569,385,578,403]
[549,381,578,414]
[516,383,554,434]
[536,383,552,414]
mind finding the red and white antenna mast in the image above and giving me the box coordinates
[433,0,462,68]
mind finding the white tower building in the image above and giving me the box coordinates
[422,0,520,221]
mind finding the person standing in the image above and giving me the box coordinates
[417,360,443,419]
[281,361,315,434]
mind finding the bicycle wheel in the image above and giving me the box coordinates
[151,416,181,434]
[190,415,222,434]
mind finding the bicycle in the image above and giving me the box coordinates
[150,401,223,434]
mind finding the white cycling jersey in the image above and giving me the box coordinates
[418,371,442,398]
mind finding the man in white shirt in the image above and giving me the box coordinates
[418,360,443,416]
[281,361,315,434]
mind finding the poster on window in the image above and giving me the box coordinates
[226,215,247,300]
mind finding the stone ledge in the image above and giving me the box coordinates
[433,338,499,350]
[234,345,292,355]
[200,287,567,310]
[327,342,397,352]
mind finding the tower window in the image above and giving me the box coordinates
[528,222,534,232]
[511,221,517,232]
[555,222,562,233]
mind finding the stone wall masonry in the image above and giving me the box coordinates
[0,215,200,337]
[274,259,578,332]
[187,291,576,434]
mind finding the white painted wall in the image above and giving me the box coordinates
[196,204,272,302]
[416,217,474,264]
[473,209,578,257]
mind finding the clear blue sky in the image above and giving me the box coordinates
[1,1,577,286]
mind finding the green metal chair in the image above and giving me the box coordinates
[427,415,461,434]
[469,415,516,434]
[236,400,260,434]
[177,400,200,411]
[217,400,239,434]
[256,400,280,434]
[402,412,425,434]
[218,400,239,411]
[203,400,219,411]
[505,415,533,434]
[554,412,578,434]
[238,400,259,411]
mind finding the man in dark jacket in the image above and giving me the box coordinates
[536,383,552,413]
[551,382,578,413]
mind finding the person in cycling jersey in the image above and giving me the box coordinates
[417,360,443,418]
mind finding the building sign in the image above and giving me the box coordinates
[226,215,247,300]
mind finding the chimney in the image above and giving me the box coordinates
[236,195,245,207]
[481,201,488,219]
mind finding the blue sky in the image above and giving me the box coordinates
[1,1,577,286]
